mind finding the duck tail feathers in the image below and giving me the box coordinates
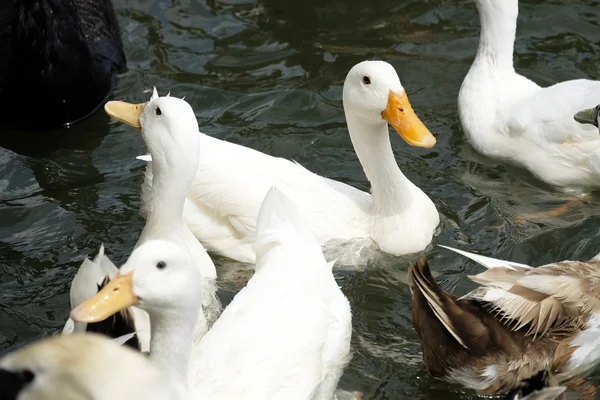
[70,244,117,310]
[409,257,469,349]
[438,245,532,271]
[66,244,119,333]
[253,186,325,271]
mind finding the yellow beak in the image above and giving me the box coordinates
[104,101,146,130]
[70,273,139,323]
[381,90,436,148]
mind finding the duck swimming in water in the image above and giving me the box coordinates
[0,0,125,130]
[458,0,600,190]
[410,247,600,399]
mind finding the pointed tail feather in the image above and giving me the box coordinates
[112,332,138,346]
[136,154,152,162]
[69,244,118,321]
[409,257,468,349]
[253,186,325,271]
[438,245,532,271]
[94,244,119,278]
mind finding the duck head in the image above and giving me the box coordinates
[70,240,202,322]
[104,89,201,184]
[574,105,600,129]
[0,334,187,400]
[342,60,435,148]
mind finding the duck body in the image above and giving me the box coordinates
[0,0,125,130]
[410,246,600,397]
[141,133,436,263]
[458,0,600,189]
[72,187,352,399]
[140,61,439,264]
[188,188,352,399]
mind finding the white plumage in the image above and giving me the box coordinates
[458,0,600,189]
[139,61,439,264]
[71,186,353,398]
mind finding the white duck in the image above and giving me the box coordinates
[72,187,353,399]
[458,0,600,189]
[0,333,188,400]
[105,94,221,335]
[60,94,222,352]
[128,60,438,264]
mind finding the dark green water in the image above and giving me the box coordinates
[1,0,600,398]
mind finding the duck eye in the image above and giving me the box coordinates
[155,107,162,116]
[156,261,166,270]
[362,76,371,85]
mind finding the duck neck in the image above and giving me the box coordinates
[148,306,198,383]
[346,114,413,216]
[474,2,517,71]
[144,160,193,235]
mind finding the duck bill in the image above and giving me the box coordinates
[381,90,436,148]
[574,108,599,127]
[104,101,146,131]
[70,273,139,323]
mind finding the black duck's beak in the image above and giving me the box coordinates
[574,105,600,128]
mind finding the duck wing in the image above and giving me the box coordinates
[441,246,600,338]
[505,79,600,171]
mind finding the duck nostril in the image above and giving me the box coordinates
[113,287,119,292]
[399,107,405,112]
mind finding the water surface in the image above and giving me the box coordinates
[1,0,600,398]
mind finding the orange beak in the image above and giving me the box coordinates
[381,90,436,148]
[70,272,138,323]
[104,101,146,131]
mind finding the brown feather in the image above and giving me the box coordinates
[464,262,600,338]
[409,257,580,395]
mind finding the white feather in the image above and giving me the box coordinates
[112,332,138,346]
[439,245,532,271]
[136,154,152,162]
[65,244,119,332]
[447,365,498,391]
[518,387,566,400]
[562,314,600,380]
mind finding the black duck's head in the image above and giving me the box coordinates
[574,104,600,129]
[0,0,126,131]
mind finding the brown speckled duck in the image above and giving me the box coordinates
[409,245,600,399]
